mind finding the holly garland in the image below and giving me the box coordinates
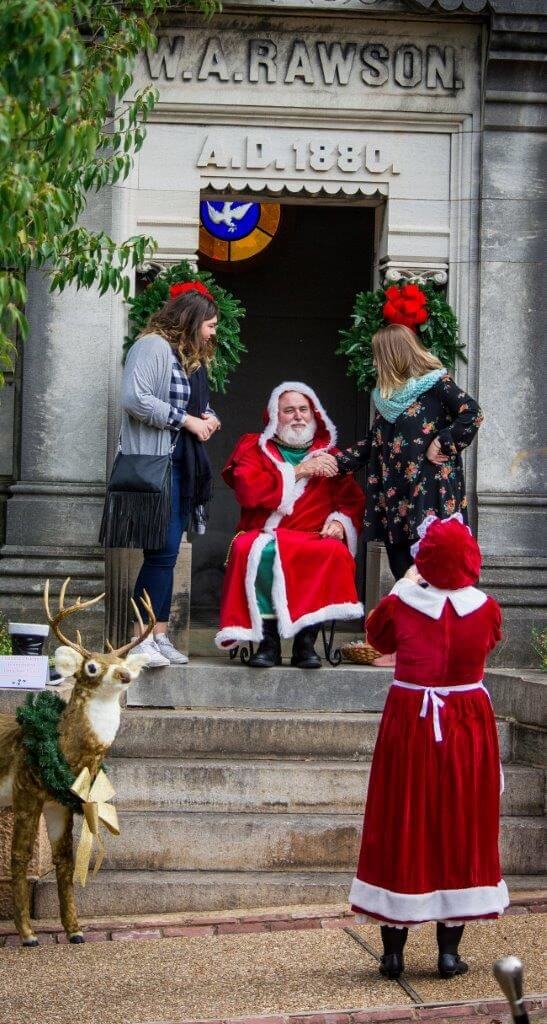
[124,260,246,394]
[337,280,465,393]
[16,692,85,813]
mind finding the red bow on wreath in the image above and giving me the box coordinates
[169,281,214,302]
[382,283,429,329]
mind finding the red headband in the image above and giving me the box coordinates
[169,281,214,302]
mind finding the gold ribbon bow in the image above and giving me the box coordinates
[70,767,120,887]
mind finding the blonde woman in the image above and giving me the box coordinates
[120,282,221,666]
[332,325,483,579]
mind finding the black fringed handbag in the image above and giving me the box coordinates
[99,449,173,550]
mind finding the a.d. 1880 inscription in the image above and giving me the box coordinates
[146,36,464,92]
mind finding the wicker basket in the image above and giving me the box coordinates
[340,640,382,665]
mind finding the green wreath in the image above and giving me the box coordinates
[16,692,87,813]
[124,260,246,394]
[337,280,465,393]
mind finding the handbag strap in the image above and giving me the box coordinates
[117,431,177,456]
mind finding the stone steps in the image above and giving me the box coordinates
[113,709,384,760]
[93,810,546,875]
[113,707,514,762]
[4,665,545,922]
[127,662,397,711]
[33,869,547,920]
[34,869,355,918]
[105,757,544,818]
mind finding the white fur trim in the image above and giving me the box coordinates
[258,382,337,517]
[391,578,487,620]
[214,532,272,649]
[349,877,510,924]
[324,512,358,558]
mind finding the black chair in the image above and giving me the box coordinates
[229,620,341,666]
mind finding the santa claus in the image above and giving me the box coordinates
[350,514,508,980]
[215,382,365,668]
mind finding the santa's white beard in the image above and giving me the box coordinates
[276,418,317,448]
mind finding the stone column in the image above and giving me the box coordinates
[0,190,116,648]
[476,15,546,667]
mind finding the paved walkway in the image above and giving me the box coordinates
[0,908,545,1024]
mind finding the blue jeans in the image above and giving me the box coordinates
[133,462,190,622]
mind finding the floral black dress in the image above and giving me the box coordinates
[336,375,483,545]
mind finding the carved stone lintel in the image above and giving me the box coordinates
[384,267,448,286]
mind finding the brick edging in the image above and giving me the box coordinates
[0,897,545,947]
[174,999,547,1024]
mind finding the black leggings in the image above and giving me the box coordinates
[384,539,414,581]
[381,923,465,957]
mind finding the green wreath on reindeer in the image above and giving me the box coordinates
[337,275,465,393]
[124,260,246,394]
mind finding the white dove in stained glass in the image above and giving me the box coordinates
[205,201,254,233]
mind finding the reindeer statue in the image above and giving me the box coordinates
[0,578,155,946]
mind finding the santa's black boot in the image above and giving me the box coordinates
[291,626,321,669]
[437,923,468,979]
[248,619,282,668]
[379,925,408,980]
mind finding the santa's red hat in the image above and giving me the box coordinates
[411,514,481,590]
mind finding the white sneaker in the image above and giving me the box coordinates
[131,637,170,668]
[154,634,189,665]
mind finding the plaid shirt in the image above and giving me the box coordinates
[167,358,216,430]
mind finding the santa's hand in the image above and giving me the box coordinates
[321,520,345,541]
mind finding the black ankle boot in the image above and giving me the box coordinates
[379,925,408,979]
[249,620,281,668]
[291,627,321,669]
[437,923,468,979]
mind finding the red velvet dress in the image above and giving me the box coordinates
[350,579,508,926]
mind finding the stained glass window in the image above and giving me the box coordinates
[199,200,281,268]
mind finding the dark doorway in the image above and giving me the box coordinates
[193,202,375,621]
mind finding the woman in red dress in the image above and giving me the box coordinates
[350,515,508,980]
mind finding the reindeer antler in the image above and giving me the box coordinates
[106,589,156,657]
[43,578,105,657]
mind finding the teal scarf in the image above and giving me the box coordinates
[373,368,446,423]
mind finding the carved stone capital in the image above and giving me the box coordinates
[383,267,448,287]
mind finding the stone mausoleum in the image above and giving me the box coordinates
[0,0,544,664]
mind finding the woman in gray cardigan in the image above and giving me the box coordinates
[121,283,220,666]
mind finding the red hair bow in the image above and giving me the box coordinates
[382,283,429,329]
[169,281,214,302]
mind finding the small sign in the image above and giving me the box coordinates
[0,656,49,690]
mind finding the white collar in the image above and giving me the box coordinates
[391,578,487,620]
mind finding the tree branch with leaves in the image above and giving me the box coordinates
[0,0,219,385]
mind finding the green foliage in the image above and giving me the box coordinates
[124,261,246,394]
[531,626,547,670]
[0,612,11,655]
[337,281,466,393]
[0,0,219,386]
[16,691,86,812]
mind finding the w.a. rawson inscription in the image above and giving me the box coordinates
[146,36,464,92]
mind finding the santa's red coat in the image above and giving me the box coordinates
[216,383,365,647]
[350,579,509,926]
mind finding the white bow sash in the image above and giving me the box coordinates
[392,680,488,742]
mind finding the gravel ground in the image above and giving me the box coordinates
[372,915,547,1003]
[0,916,545,1024]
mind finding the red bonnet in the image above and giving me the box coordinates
[412,514,482,590]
